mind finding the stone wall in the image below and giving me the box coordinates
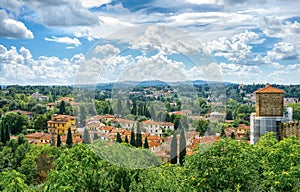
[256,93,284,117]
[281,122,300,140]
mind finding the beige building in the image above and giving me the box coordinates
[47,114,78,136]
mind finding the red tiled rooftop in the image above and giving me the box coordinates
[148,141,161,147]
[254,84,284,94]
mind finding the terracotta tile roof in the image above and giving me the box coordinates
[39,133,52,140]
[86,121,101,127]
[100,126,114,131]
[51,114,76,120]
[85,115,102,122]
[111,128,125,133]
[142,120,161,125]
[160,122,174,126]
[148,141,161,147]
[25,132,45,139]
[123,130,131,136]
[199,135,220,144]
[9,110,32,115]
[147,135,162,141]
[186,151,195,156]
[46,102,56,106]
[60,135,82,143]
[254,84,284,94]
[111,118,136,124]
[142,120,174,126]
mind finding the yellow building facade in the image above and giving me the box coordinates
[47,114,78,136]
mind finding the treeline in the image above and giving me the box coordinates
[0,133,299,191]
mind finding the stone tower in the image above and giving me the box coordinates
[250,84,288,144]
[255,83,284,117]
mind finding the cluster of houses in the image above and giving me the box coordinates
[83,114,220,162]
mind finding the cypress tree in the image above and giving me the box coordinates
[130,131,135,147]
[116,132,123,143]
[83,128,91,144]
[57,134,62,147]
[116,99,123,117]
[125,135,129,143]
[1,124,6,145]
[5,126,10,144]
[170,134,178,164]
[59,100,66,114]
[231,132,236,139]
[179,128,186,165]
[93,132,99,140]
[221,128,226,137]
[144,137,149,149]
[66,127,73,148]
[135,123,143,147]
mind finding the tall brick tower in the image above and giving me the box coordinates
[255,84,284,117]
[250,84,288,144]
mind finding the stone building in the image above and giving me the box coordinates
[250,84,290,144]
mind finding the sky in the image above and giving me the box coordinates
[1,0,300,85]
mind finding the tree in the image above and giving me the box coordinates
[0,124,6,145]
[170,134,178,164]
[225,110,233,120]
[31,104,47,114]
[230,131,235,139]
[195,120,208,136]
[116,133,123,143]
[116,99,123,117]
[83,128,91,144]
[33,115,47,131]
[144,137,149,149]
[131,100,137,115]
[0,170,30,191]
[59,100,66,114]
[130,131,135,147]
[57,134,62,147]
[93,132,99,141]
[125,135,129,143]
[135,123,143,147]
[179,128,186,165]
[1,112,30,135]
[66,127,73,148]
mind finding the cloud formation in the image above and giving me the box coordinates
[45,36,81,47]
[0,44,82,85]
[0,10,34,39]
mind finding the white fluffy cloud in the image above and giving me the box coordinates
[2,0,100,27]
[80,0,111,8]
[93,44,120,55]
[267,42,300,60]
[218,62,263,83]
[45,36,81,47]
[206,30,262,64]
[0,44,82,85]
[0,10,34,39]
[261,16,300,42]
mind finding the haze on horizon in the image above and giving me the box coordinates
[1,0,300,85]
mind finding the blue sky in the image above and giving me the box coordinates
[1,0,300,85]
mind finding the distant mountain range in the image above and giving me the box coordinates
[95,80,232,90]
